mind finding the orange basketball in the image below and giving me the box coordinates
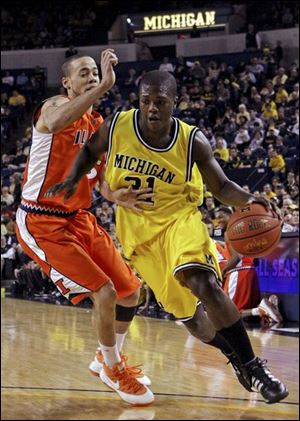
[227,203,282,257]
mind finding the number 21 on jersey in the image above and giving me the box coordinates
[124,176,155,204]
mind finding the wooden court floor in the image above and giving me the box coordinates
[1,298,299,420]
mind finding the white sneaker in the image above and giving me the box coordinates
[258,298,283,323]
[100,361,154,406]
[89,350,151,386]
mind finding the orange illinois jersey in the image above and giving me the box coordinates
[21,99,103,213]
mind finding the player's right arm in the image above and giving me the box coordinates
[36,49,118,133]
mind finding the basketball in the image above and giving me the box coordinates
[227,203,282,257]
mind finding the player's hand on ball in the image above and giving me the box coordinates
[246,196,282,221]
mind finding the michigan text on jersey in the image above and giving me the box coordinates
[114,154,176,184]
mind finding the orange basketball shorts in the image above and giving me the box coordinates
[16,208,140,304]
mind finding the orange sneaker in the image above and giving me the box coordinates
[100,361,154,406]
[89,349,151,386]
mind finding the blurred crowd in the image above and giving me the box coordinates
[1,1,299,51]
[1,48,299,317]
[1,1,97,50]
[1,67,46,145]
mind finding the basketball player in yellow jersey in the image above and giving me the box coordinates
[48,71,288,404]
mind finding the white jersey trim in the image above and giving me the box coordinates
[16,208,46,261]
[22,127,53,201]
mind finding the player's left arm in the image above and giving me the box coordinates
[193,131,280,214]
[193,131,254,207]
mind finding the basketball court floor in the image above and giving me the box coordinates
[1,298,299,420]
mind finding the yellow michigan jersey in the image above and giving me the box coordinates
[105,109,222,319]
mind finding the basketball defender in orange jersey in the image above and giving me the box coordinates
[215,207,283,323]
[15,50,154,406]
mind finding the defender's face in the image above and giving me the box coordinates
[140,84,175,132]
[63,57,100,97]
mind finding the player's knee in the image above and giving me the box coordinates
[93,280,117,307]
[178,269,220,302]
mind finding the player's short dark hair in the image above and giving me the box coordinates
[140,70,177,98]
[61,55,90,77]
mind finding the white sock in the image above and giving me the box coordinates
[99,342,121,368]
[116,332,127,353]
[251,308,260,316]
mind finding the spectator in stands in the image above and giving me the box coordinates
[236,104,250,125]
[16,72,29,90]
[285,172,298,194]
[249,128,264,151]
[1,235,16,279]
[275,85,289,106]
[262,102,278,121]
[2,71,14,90]
[8,90,26,123]
[234,126,250,150]
[227,146,241,169]
[204,196,216,221]
[239,147,256,168]
[173,56,189,81]
[135,39,153,60]
[1,186,14,207]
[272,67,288,87]
[268,149,286,174]
[263,183,277,200]
[123,68,137,89]
[214,136,229,162]
[245,24,261,51]
[273,41,284,66]
[158,57,174,73]
[190,61,206,81]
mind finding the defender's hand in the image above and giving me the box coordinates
[100,49,118,91]
[114,185,154,213]
[44,179,78,202]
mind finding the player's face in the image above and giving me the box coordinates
[140,84,175,132]
[64,57,100,97]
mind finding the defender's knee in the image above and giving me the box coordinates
[92,280,117,308]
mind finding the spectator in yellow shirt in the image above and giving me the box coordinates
[8,90,26,107]
[263,183,277,199]
[262,103,278,121]
[275,85,289,105]
[214,137,229,162]
[268,149,286,173]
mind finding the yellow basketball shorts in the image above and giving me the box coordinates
[131,209,222,319]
